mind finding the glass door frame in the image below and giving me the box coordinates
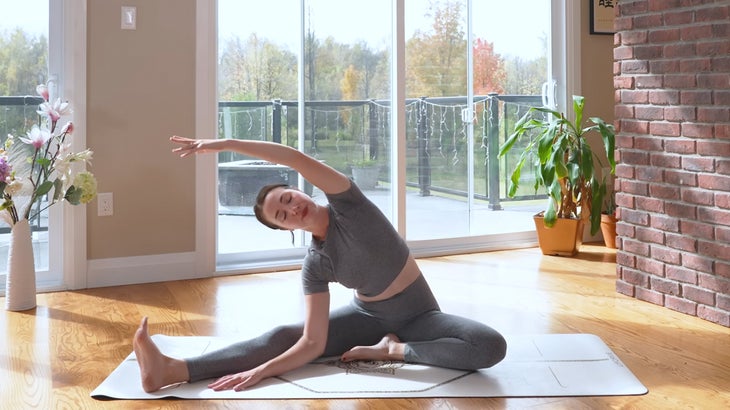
[206,0,580,273]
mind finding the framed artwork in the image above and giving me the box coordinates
[590,0,616,35]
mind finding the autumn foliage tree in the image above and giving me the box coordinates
[473,38,505,95]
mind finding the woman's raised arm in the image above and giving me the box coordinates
[170,136,351,195]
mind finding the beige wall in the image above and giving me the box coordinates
[84,3,616,261]
[580,2,615,127]
[87,0,196,260]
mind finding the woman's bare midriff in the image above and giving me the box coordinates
[356,255,421,302]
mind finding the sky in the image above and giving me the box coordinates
[219,0,549,60]
[0,0,549,60]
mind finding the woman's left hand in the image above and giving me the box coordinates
[207,367,267,391]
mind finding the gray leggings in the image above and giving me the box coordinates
[187,275,506,382]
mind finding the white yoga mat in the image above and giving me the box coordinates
[91,334,647,400]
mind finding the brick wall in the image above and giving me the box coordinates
[614,0,730,327]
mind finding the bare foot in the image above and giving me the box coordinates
[340,333,406,362]
[132,317,189,392]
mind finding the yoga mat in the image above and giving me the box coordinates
[91,334,647,399]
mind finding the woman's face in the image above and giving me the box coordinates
[261,187,316,231]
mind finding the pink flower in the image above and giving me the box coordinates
[37,98,71,124]
[60,121,74,135]
[36,84,49,101]
[19,125,52,149]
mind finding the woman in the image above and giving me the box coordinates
[132,136,506,393]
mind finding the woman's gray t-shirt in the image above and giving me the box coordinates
[301,182,410,297]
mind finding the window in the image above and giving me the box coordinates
[214,0,572,272]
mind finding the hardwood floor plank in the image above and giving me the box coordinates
[2,244,729,409]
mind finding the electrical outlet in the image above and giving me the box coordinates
[98,192,113,216]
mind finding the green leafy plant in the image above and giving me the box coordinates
[498,95,615,235]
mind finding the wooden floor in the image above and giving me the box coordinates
[2,244,729,409]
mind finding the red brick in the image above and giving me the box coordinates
[650,121,681,136]
[621,90,649,104]
[622,60,650,74]
[635,75,663,89]
[635,45,665,60]
[622,150,651,166]
[718,294,730,311]
[622,238,650,256]
[649,184,681,200]
[665,169,698,186]
[665,74,698,88]
[698,273,730,295]
[717,124,730,139]
[636,226,666,244]
[636,105,665,120]
[649,89,680,105]
[622,208,651,227]
[696,5,730,22]
[637,196,665,212]
[714,261,730,280]
[665,294,697,316]
[636,287,665,305]
[623,268,650,287]
[698,207,730,226]
[681,90,713,105]
[616,280,635,297]
[682,254,714,274]
[616,219,636,236]
[718,159,730,174]
[697,305,730,327]
[698,173,730,191]
[716,226,730,243]
[652,214,680,232]
[650,153,681,168]
[617,250,637,268]
[621,119,651,134]
[698,107,730,122]
[664,106,696,122]
[666,265,698,284]
[717,192,730,209]
[651,245,682,264]
[680,219,715,238]
[663,9,694,25]
[697,39,730,57]
[665,201,698,219]
[648,28,681,43]
[683,123,715,138]
[681,58,712,73]
[681,24,714,41]
[636,166,664,183]
[682,156,715,172]
[698,72,730,88]
[621,30,649,44]
[651,276,681,296]
[664,43,697,58]
[715,90,730,105]
[712,55,730,71]
[650,60,680,74]
[699,240,730,261]
[665,138,696,154]
[637,256,666,276]
[681,187,715,206]
[614,77,634,90]
[635,14,664,29]
[683,284,716,305]
[666,232,698,252]
[697,141,730,157]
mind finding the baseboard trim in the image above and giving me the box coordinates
[87,252,200,288]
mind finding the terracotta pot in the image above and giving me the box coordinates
[533,215,584,256]
[600,213,618,249]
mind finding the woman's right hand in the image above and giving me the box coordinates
[170,135,227,157]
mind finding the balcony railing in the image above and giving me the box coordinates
[220,94,547,210]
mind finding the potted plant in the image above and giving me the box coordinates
[350,158,380,189]
[600,179,618,249]
[498,95,615,256]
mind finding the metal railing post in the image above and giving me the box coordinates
[272,99,282,144]
[487,93,502,210]
[368,100,378,160]
[417,97,431,196]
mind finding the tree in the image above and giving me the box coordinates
[0,28,47,96]
[406,0,467,98]
[473,38,505,95]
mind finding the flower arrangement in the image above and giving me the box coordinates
[0,84,97,227]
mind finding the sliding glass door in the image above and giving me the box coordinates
[216,0,564,271]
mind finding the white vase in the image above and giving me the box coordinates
[5,218,37,311]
